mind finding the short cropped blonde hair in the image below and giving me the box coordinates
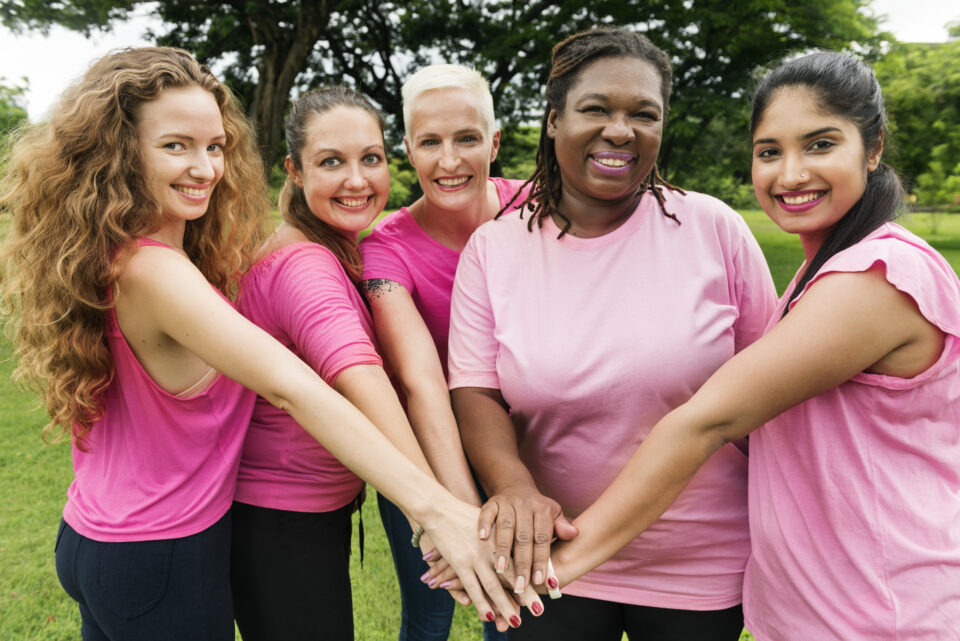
[401,64,496,139]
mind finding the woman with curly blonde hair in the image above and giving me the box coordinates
[0,47,539,641]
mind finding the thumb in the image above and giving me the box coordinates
[478,500,500,540]
[553,515,579,541]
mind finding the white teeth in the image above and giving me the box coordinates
[174,185,206,197]
[437,177,469,187]
[595,157,629,167]
[337,197,369,207]
[781,192,824,205]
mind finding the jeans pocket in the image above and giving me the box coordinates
[97,539,173,620]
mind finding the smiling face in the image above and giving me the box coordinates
[547,56,664,210]
[286,105,390,237]
[404,87,500,212]
[137,86,226,231]
[752,86,882,253]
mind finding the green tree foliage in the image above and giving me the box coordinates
[2,0,882,198]
[875,38,960,208]
[0,78,28,136]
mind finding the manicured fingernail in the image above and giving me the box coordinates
[420,571,430,582]
[422,549,436,562]
[510,615,521,627]
[496,556,506,573]
[439,581,452,589]
[532,601,543,615]
[514,575,525,593]
[428,578,437,588]
[479,528,487,539]
[547,577,559,589]
[485,611,495,622]
[534,570,544,585]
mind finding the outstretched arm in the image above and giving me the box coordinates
[363,278,482,506]
[551,267,944,586]
[121,247,542,625]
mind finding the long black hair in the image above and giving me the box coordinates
[500,27,683,236]
[751,52,905,315]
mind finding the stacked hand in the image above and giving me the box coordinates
[420,487,578,630]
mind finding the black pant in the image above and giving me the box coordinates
[230,500,354,641]
[55,512,234,641]
[510,593,743,641]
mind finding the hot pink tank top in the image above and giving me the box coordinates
[62,238,257,542]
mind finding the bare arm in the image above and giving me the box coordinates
[363,278,481,505]
[551,268,945,586]
[119,247,541,623]
[453,386,577,592]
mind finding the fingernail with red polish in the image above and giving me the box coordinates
[532,601,543,615]
[547,577,559,589]
[510,615,521,627]
[485,611,496,622]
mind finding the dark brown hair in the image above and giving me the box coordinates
[280,86,385,284]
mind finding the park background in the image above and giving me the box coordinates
[1,0,959,639]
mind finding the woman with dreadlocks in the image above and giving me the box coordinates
[443,27,776,639]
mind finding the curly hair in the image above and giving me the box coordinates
[0,47,267,447]
[280,86,386,284]
[500,27,684,236]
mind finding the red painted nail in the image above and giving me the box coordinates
[510,615,521,627]
[547,577,559,589]
[485,611,495,622]
[532,601,543,615]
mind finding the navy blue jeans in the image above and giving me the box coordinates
[378,493,507,641]
[55,512,234,641]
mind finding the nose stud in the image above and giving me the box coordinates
[800,170,808,179]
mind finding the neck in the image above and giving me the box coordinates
[554,187,644,238]
[412,180,497,251]
[147,219,187,252]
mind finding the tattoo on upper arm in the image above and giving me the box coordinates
[362,278,402,299]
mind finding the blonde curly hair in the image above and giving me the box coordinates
[0,47,267,447]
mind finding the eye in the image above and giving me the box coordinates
[756,147,781,159]
[579,105,606,115]
[363,152,383,165]
[163,142,186,151]
[320,156,343,168]
[207,143,224,153]
[419,138,440,148]
[458,134,479,144]
[809,139,836,152]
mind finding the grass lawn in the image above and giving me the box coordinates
[2,210,957,640]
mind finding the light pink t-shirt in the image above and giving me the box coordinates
[360,177,530,374]
[744,223,960,641]
[234,243,380,513]
[63,238,257,542]
[448,190,777,609]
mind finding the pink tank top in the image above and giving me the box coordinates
[62,238,257,542]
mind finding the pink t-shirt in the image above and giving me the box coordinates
[63,238,257,542]
[744,223,960,640]
[234,242,380,513]
[359,177,530,374]
[448,190,777,609]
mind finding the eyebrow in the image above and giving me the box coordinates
[416,128,482,139]
[577,93,662,109]
[158,132,226,142]
[313,144,385,155]
[753,126,842,146]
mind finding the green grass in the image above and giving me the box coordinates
[2,211,959,640]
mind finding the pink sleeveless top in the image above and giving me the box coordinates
[62,238,257,542]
